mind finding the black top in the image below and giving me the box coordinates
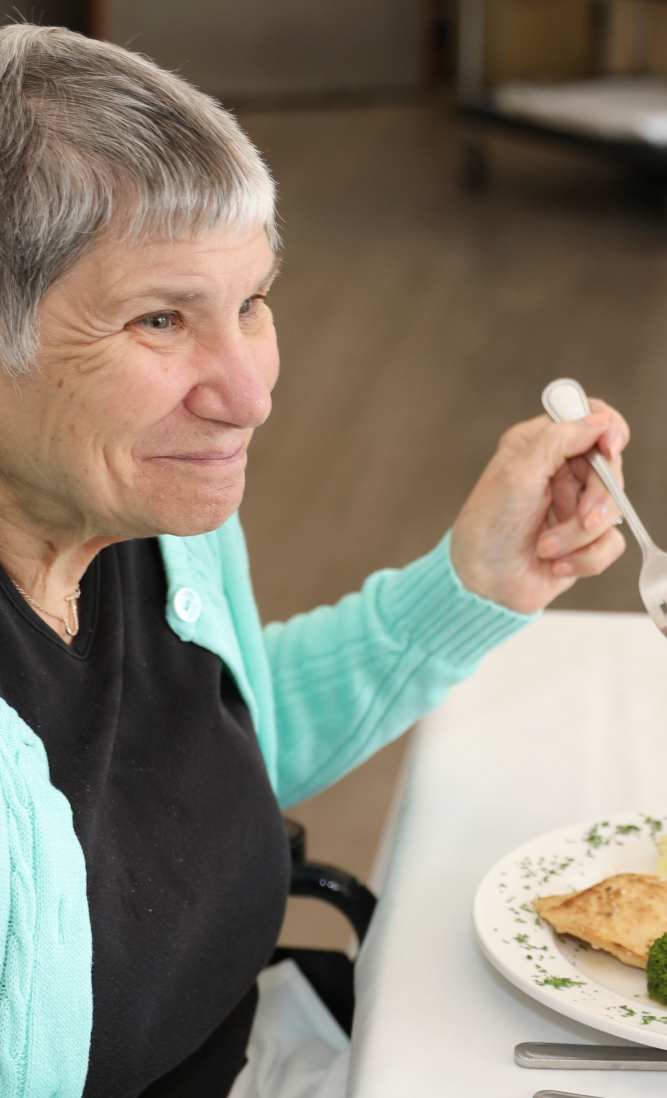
[0,538,291,1098]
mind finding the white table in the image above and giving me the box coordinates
[348,611,667,1098]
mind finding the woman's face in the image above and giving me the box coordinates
[0,224,280,539]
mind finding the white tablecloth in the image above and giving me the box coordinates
[348,611,667,1098]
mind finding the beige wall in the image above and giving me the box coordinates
[99,1,431,100]
[484,0,593,83]
[647,11,667,72]
[482,0,667,84]
[605,1,667,73]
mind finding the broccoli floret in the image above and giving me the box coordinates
[647,932,667,1005]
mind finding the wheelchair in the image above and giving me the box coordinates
[270,818,378,1036]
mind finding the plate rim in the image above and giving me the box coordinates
[473,808,667,1049]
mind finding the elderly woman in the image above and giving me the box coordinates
[0,22,627,1098]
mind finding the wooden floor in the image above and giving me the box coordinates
[237,98,667,949]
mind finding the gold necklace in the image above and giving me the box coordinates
[14,582,81,638]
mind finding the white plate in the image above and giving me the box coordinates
[474,810,667,1048]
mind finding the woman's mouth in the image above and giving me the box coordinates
[154,444,247,464]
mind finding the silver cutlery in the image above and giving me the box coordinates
[534,1091,605,1098]
[517,1041,667,1070]
[542,377,667,638]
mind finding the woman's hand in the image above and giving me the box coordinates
[450,401,630,615]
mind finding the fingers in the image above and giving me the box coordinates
[576,456,625,531]
[587,398,631,463]
[572,402,628,526]
[500,400,630,473]
[499,401,629,531]
[499,398,629,446]
[550,460,585,524]
[533,413,614,473]
[538,525,626,579]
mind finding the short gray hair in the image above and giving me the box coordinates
[0,22,278,376]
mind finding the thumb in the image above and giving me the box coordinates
[524,412,611,478]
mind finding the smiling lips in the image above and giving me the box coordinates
[156,444,247,463]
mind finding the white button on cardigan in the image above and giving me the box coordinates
[173,587,202,624]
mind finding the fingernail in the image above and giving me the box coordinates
[583,501,608,530]
[553,560,574,577]
[538,534,561,557]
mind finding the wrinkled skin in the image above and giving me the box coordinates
[0,224,280,631]
[451,405,628,614]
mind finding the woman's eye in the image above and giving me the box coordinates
[239,293,268,319]
[136,311,181,332]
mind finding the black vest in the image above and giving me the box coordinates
[0,538,291,1097]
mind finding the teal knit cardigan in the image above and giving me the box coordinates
[0,514,530,1096]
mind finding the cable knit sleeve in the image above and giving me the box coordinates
[264,530,536,807]
[0,702,92,1097]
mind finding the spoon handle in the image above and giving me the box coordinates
[541,378,654,557]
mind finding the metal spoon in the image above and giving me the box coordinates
[542,377,667,638]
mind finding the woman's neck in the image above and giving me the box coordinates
[0,514,113,645]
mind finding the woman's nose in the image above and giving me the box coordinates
[183,345,275,428]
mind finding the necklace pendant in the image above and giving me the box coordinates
[64,587,81,638]
[13,580,81,639]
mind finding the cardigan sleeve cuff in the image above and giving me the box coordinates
[377,529,539,675]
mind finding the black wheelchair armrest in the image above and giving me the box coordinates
[284,817,377,948]
[289,860,377,948]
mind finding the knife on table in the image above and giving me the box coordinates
[533,1091,606,1098]
[516,1042,667,1070]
